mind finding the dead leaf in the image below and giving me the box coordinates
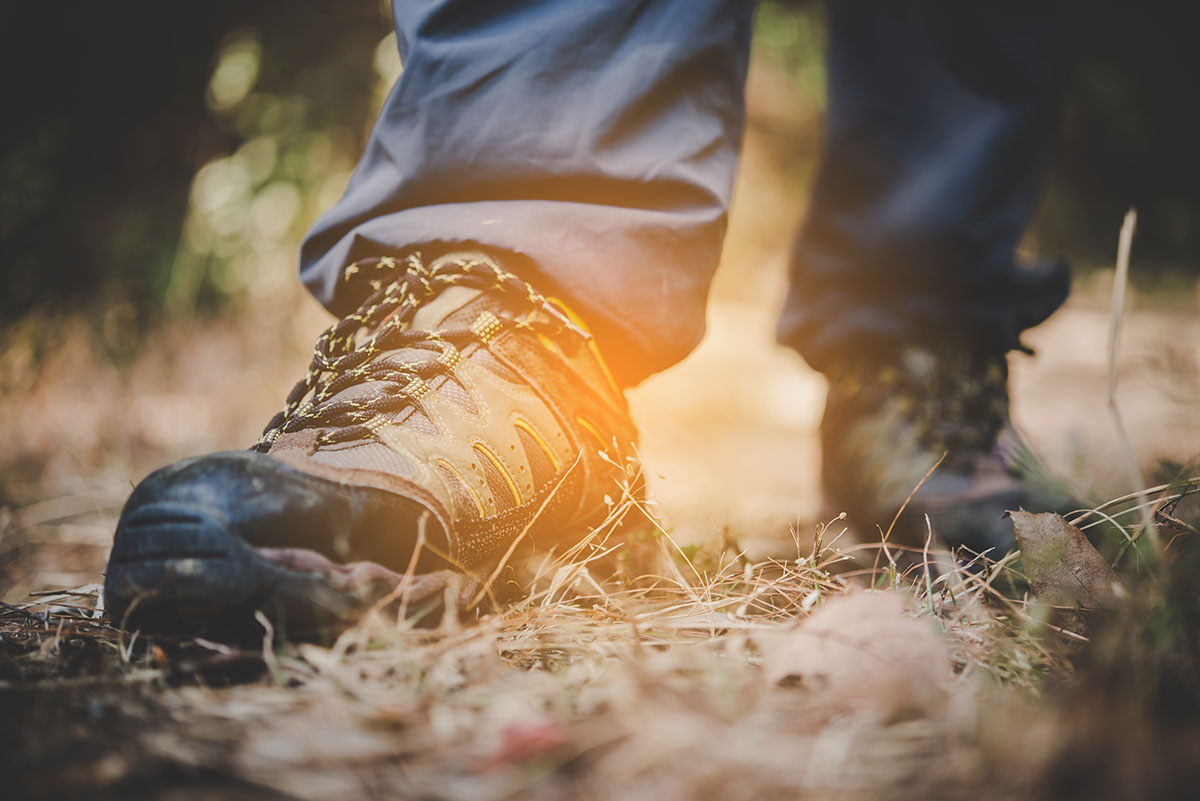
[758,590,952,725]
[1008,511,1125,610]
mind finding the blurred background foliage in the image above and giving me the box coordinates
[1,0,1198,356]
[1,0,394,355]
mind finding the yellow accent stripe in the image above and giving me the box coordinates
[474,444,522,506]
[545,296,622,396]
[513,418,561,472]
[575,415,606,448]
[436,459,485,517]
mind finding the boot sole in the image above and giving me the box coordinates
[104,502,364,642]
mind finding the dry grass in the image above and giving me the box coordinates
[0,483,1083,801]
[7,473,1200,800]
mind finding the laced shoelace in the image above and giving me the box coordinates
[253,253,586,452]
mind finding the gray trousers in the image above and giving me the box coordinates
[300,0,1069,385]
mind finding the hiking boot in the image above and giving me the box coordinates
[104,251,639,640]
[820,343,1071,560]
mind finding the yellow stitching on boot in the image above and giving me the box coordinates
[436,459,486,517]
[473,443,522,506]
[513,417,562,472]
[405,378,430,400]
[575,415,607,450]
[470,311,504,343]
[437,346,462,370]
[546,295,621,397]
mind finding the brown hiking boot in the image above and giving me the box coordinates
[820,343,1071,561]
[104,251,638,639]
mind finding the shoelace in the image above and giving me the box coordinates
[253,253,585,451]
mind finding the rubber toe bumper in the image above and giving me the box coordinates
[104,451,440,640]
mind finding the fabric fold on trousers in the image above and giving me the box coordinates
[300,0,754,387]
[301,0,1071,385]
[780,0,1071,370]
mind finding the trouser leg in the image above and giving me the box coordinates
[300,0,755,387]
[779,0,1071,373]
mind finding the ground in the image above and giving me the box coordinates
[3,51,1200,801]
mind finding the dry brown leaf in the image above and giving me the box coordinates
[758,590,953,725]
[1008,511,1125,610]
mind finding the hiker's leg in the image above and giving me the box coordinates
[783,1,1075,554]
[778,0,1070,372]
[302,0,755,386]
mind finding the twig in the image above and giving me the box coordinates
[884,451,947,544]
[1066,475,1198,526]
[921,515,936,616]
[0,599,45,623]
[873,451,947,580]
[1106,208,1160,556]
[254,610,285,686]
[470,451,583,609]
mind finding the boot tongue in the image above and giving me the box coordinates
[388,283,526,369]
[410,250,538,331]
[407,285,484,331]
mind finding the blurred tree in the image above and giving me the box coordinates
[1,0,1196,348]
[760,0,1200,278]
[1038,0,1200,275]
[0,1,388,342]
